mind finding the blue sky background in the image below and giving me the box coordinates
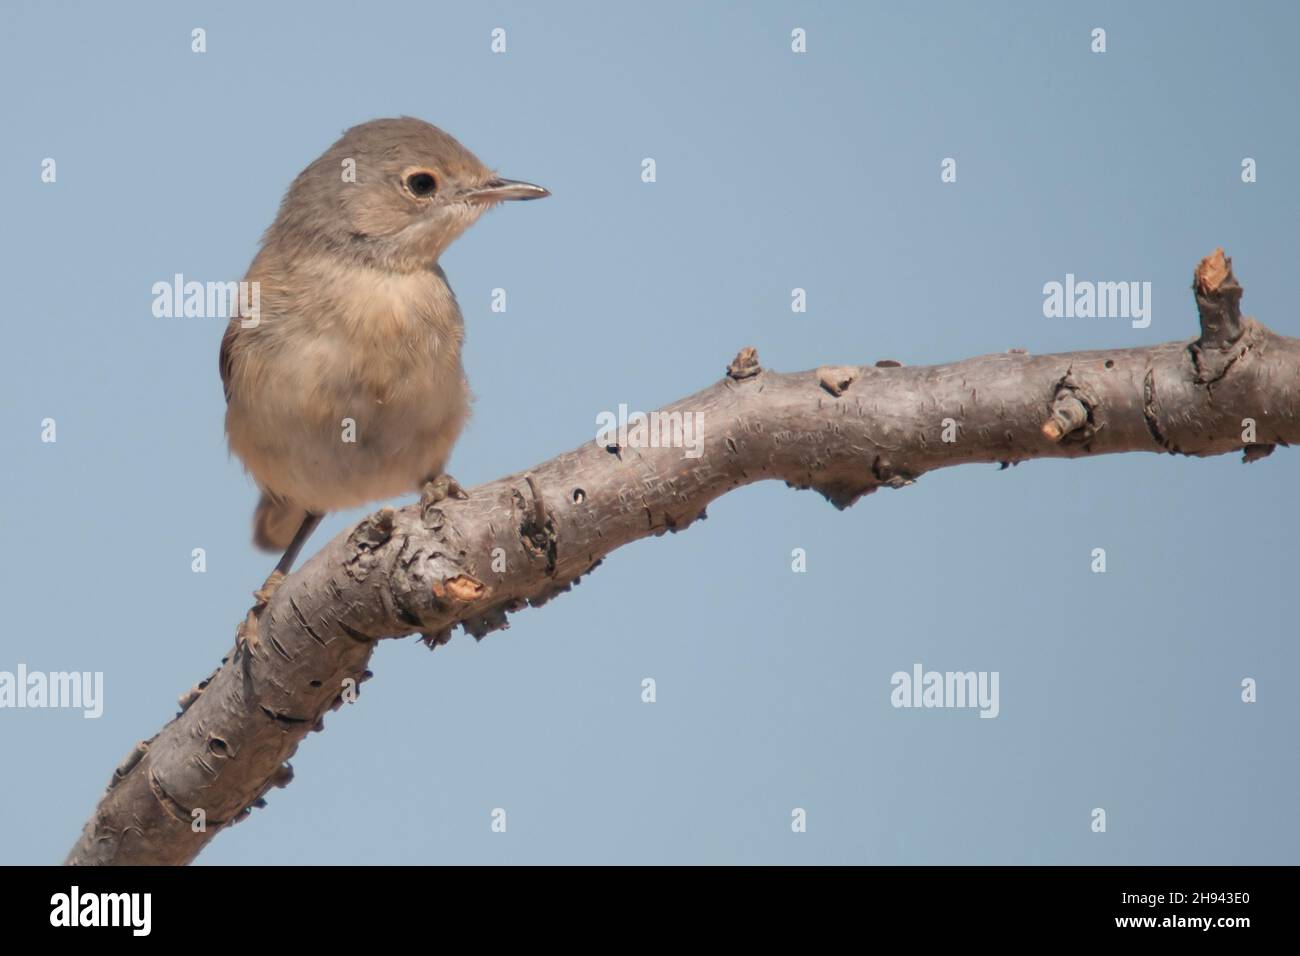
[1,0,1296,864]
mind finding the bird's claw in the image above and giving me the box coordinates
[421,474,468,509]
[238,569,287,655]
[254,570,286,606]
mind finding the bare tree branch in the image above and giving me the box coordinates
[66,249,1297,865]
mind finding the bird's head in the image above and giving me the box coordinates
[266,116,548,272]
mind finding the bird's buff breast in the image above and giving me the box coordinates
[225,262,469,513]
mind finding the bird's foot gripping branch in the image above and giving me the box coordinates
[67,249,1296,865]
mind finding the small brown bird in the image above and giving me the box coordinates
[220,117,548,575]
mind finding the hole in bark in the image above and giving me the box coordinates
[309,679,322,688]
[208,737,229,756]
[572,488,586,503]
[1105,360,1115,369]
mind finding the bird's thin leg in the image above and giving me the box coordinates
[241,512,325,655]
[256,511,325,603]
[274,512,325,578]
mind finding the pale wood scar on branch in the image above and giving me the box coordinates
[66,248,1297,865]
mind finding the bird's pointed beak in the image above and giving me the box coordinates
[464,177,550,203]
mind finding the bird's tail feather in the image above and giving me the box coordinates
[253,493,306,552]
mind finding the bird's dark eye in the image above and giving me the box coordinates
[405,172,437,197]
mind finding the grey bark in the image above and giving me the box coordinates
[66,250,1297,865]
